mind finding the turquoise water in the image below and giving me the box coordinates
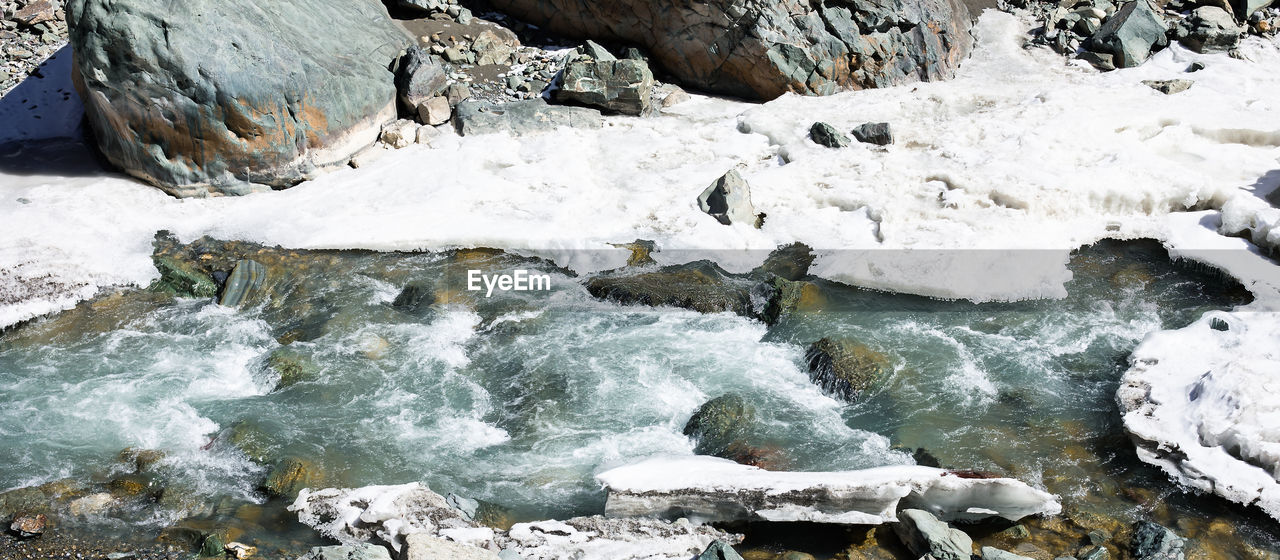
[0,239,1273,557]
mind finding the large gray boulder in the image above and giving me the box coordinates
[66,0,411,197]
[1173,7,1243,52]
[894,509,974,560]
[556,58,654,116]
[1088,0,1169,68]
[453,99,604,137]
[485,0,972,100]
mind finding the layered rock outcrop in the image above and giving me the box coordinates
[66,0,411,196]
[485,0,973,100]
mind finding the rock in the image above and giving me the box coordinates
[380,119,419,149]
[300,545,392,560]
[265,347,320,389]
[698,170,760,228]
[395,46,449,113]
[1131,522,1186,560]
[472,30,516,66]
[755,243,816,281]
[1079,51,1117,71]
[9,513,47,538]
[1186,61,1206,72]
[419,96,452,126]
[1209,317,1230,331]
[118,447,166,473]
[396,0,449,13]
[68,493,114,517]
[610,239,658,267]
[894,509,974,560]
[1087,0,1169,68]
[453,98,603,137]
[218,259,267,307]
[556,58,654,116]
[810,122,850,148]
[683,394,757,459]
[223,420,279,464]
[1142,79,1194,94]
[392,281,435,311]
[12,0,57,27]
[804,338,893,401]
[984,547,1036,560]
[225,542,257,559]
[596,456,1062,524]
[404,534,500,560]
[699,540,746,560]
[264,457,322,499]
[151,254,218,299]
[585,260,755,316]
[852,122,894,146]
[289,483,473,553]
[1232,0,1276,19]
[1078,546,1109,560]
[580,40,617,61]
[501,516,740,560]
[660,85,691,108]
[447,493,481,520]
[415,126,441,146]
[0,487,49,518]
[66,0,411,196]
[108,474,157,497]
[484,0,971,100]
[1174,7,1242,52]
[445,83,472,106]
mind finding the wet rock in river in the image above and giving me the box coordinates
[392,281,435,311]
[698,170,761,228]
[151,255,218,299]
[0,487,48,518]
[263,456,324,499]
[683,394,757,460]
[586,260,754,315]
[107,473,158,498]
[222,420,281,464]
[265,346,320,390]
[299,545,393,560]
[1131,522,1186,560]
[755,243,816,281]
[8,512,47,538]
[117,447,166,474]
[894,509,974,560]
[218,260,267,308]
[805,338,893,401]
[67,492,114,516]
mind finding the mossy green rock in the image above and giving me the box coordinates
[263,457,322,499]
[804,338,893,401]
[266,347,320,390]
[151,255,218,298]
[683,393,757,459]
[224,421,279,464]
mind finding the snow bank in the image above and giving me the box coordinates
[6,12,1280,326]
[595,456,1061,524]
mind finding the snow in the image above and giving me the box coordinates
[595,455,1062,524]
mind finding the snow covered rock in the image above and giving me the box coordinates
[594,456,1062,525]
[404,534,499,560]
[498,516,741,560]
[288,483,475,553]
[894,509,973,560]
[484,0,972,100]
[65,0,411,196]
[1117,311,1280,522]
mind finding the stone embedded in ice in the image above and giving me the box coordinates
[289,483,474,553]
[500,515,741,560]
[595,456,1061,525]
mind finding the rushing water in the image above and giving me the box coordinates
[0,239,1273,558]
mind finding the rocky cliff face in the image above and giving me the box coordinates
[485,0,973,100]
[66,0,411,197]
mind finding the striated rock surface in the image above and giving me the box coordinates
[485,0,973,100]
[595,456,1061,525]
[66,0,411,196]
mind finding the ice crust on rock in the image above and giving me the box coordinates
[501,516,740,560]
[289,483,474,553]
[595,456,1061,524]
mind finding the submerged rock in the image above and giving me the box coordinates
[894,509,973,560]
[805,338,893,401]
[556,58,654,116]
[1087,0,1169,68]
[596,456,1062,524]
[264,457,323,499]
[117,447,166,474]
[453,98,604,137]
[853,122,895,146]
[698,170,761,228]
[0,487,49,518]
[810,122,850,148]
[265,347,320,390]
[1131,522,1186,560]
[484,0,971,100]
[66,0,411,196]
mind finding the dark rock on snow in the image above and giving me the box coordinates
[805,338,893,401]
[485,0,972,100]
[853,122,895,146]
[556,58,655,116]
[453,99,603,137]
[1173,7,1243,52]
[698,170,761,228]
[810,122,851,148]
[66,0,411,197]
